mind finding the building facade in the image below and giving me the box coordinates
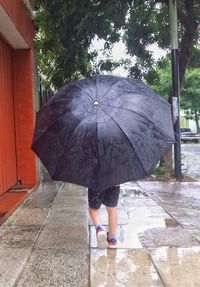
[0,0,37,199]
[180,109,200,133]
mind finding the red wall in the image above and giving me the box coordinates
[0,1,38,189]
[0,0,34,47]
[0,37,17,194]
[13,49,37,186]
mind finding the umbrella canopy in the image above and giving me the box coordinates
[32,75,175,192]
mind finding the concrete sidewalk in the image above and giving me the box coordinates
[0,180,200,286]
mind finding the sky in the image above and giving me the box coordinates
[90,37,167,76]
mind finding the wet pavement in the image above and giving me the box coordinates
[181,143,200,180]
[90,181,200,287]
[0,180,200,286]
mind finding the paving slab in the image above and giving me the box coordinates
[90,181,200,286]
[16,248,89,287]
[1,179,200,286]
[139,226,199,248]
[149,246,200,287]
[121,181,143,191]
[146,192,200,210]
[0,225,41,248]
[0,182,89,287]
[90,248,164,287]
[15,182,89,286]
[137,181,200,207]
[5,207,49,226]
[35,214,88,249]
[121,197,158,208]
[34,183,89,249]
[23,181,62,208]
[52,195,88,210]
[188,229,200,241]
[137,181,200,240]
[61,183,88,196]
[138,181,200,194]
[0,247,31,287]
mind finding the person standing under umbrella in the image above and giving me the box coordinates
[88,185,120,249]
[32,75,175,248]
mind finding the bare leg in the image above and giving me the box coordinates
[89,207,101,226]
[106,206,118,235]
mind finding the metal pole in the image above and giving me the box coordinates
[169,0,182,179]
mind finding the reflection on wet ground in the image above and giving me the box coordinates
[90,181,200,286]
[149,247,200,287]
[90,249,164,287]
[138,181,200,240]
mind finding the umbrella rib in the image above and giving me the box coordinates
[98,76,160,103]
[95,106,101,190]
[101,109,149,176]
[98,76,170,108]
[103,91,145,104]
[99,77,127,101]
[103,104,174,142]
[72,83,95,101]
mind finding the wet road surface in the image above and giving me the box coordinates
[181,143,200,180]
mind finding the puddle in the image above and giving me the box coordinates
[90,249,164,287]
[149,247,200,287]
[120,183,148,198]
[122,189,149,197]
[90,214,182,249]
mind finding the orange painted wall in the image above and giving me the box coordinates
[0,37,17,195]
[0,1,38,191]
[0,0,34,47]
[13,49,38,186]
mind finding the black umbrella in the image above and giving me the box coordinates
[32,75,175,192]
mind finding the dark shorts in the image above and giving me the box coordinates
[88,186,120,209]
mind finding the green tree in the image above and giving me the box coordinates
[145,55,200,132]
[35,0,200,90]
[124,0,199,89]
[181,68,200,132]
[35,0,129,88]
[145,54,200,175]
[144,56,171,100]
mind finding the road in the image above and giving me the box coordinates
[181,143,200,180]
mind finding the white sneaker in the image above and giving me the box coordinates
[96,226,108,249]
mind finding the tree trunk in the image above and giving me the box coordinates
[178,0,198,88]
[167,0,198,104]
[194,110,200,133]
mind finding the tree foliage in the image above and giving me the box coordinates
[181,68,200,132]
[35,0,129,88]
[35,0,200,90]
[144,56,171,100]
[145,54,200,132]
